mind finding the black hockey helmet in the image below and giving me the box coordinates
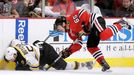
[54,16,67,28]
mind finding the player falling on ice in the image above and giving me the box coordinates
[3,39,95,70]
[54,8,131,72]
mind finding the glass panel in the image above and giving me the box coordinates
[44,0,134,18]
[0,0,134,18]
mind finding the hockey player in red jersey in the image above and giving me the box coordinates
[54,9,131,72]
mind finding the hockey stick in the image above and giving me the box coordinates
[41,30,63,70]
[45,54,62,70]
[44,32,85,71]
[33,30,63,46]
[44,30,63,42]
[32,30,64,71]
[43,33,52,42]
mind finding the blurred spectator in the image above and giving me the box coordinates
[72,0,89,6]
[132,0,134,4]
[12,0,18,4]
[14,0,41,17]
[0,0,19,18]
[32,6,61,18]
[22,0,34,6]
[14,0,26,17]
[115,0,134,17]
[81,4,102,16]
[95,0,115,17]
[44,7,61,17]
[26,0,62,18]
[28,1,61,18]
[95,0,109,9]
[29,8,42,18]
[47,0,57,6]
[51,0,76,16]
[113,0,122,10]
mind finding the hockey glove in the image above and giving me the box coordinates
[33,40,44,48]
[59,48,72,59]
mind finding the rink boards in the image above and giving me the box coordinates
[0,18,134,70]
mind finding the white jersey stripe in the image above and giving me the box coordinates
[95,19,104,31]
[92,50,101,56]
[113,25,118,32]
[90,13,96,27]
[94,20,104,32]
[78,9,86,18]
[109,27,115,35]
[95,55,103,60]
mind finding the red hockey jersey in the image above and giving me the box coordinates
[66,9,91,41]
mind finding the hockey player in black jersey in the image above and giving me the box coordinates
[4,39,95,70]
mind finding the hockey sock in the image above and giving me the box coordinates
[87,47,104,65]
[100,23,122,40]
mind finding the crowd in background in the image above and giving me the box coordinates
[0,0,134,18]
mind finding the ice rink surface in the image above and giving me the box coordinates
[0,67,134,75]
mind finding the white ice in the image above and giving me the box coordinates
[0,67,134,75]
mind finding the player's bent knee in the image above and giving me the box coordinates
[100,31,112,41]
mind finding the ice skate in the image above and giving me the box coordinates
[114,17,131,30]
[81,60,96,70]
[100,59,112,72]
[86,60,96,69]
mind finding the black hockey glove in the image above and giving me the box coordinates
[33,40,44,49]
[59,48,72,59]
